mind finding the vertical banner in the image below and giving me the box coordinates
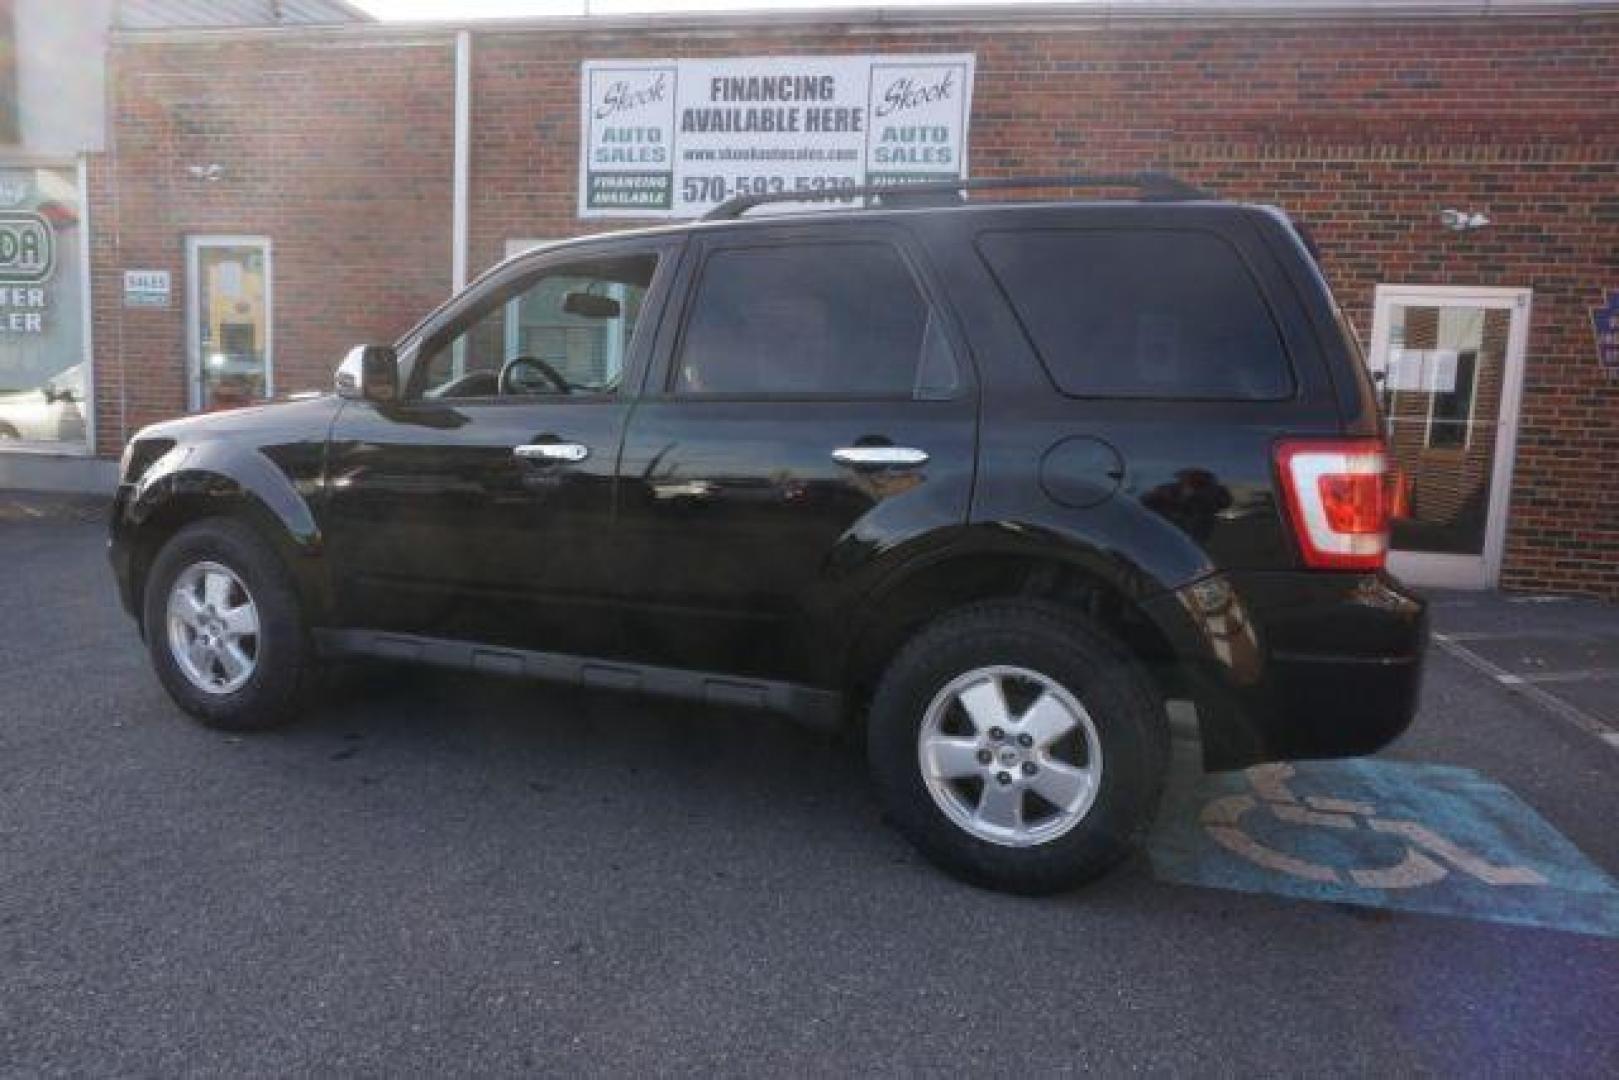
[581,61,678,214]
[579,54,975,219]
[865,57,973,188]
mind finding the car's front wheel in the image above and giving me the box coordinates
[142,518,312,731]
[868,601,1169,895]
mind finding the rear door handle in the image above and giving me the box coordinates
[831,446,929,468]
[514,442,589,463]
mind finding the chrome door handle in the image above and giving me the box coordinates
[831,446,929,468]
[514,442,589,463]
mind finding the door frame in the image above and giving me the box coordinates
[1367,283,1533,590]
[185,235,273,411]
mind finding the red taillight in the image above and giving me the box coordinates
[1275,438,1389,571]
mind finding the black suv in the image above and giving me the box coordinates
[111,175,1426,894]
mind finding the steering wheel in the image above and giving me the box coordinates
[498,356,571,396]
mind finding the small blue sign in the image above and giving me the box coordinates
[1594,290,1619,376]
[1148,760,1619,939]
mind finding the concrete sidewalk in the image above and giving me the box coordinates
[1427,590,1619,752]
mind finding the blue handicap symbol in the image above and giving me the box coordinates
[1148,760,1619,939]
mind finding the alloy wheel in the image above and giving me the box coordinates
[166,561,260,695]
[917,665,1103,847]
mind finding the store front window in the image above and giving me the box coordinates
[0,165,88,449]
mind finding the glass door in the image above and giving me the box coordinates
[1367,285,1532,589]
[186,236,271,411]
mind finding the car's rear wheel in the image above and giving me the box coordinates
[868,600,1169,895]
[143,518,312,731]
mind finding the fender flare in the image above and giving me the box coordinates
[122,441,330,622]
[837,517,1217,684]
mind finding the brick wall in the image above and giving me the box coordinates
[93,33,457,450]
[92,10,1619,595]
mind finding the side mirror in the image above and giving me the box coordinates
[562,291,621,319]
[335,344,400,403]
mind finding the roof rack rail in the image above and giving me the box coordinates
[702,172,1212,221]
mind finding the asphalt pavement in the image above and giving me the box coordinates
[2,496,1617,1075]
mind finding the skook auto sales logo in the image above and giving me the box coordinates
[594,70,669,121]
[873,69,957,118]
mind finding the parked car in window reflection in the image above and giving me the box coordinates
[0,362,87,443]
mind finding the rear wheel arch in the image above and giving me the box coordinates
[844,547,1184,705]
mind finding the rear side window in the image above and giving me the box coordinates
[977,229,1294,400]
[673,242,958,399]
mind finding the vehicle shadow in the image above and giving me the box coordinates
[284,661,909,869]
[274,661,1193,900]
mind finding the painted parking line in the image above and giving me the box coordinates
[1507,668,1619,685]
[1433,633,1619,751]
[1440,629,1606,643]
[1148,760,1619,939]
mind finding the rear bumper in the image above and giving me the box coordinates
[1145,570,1428,770]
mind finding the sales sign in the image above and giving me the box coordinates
[123,269,172,308]
[579,54,975,219]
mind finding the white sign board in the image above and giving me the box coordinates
[123,269,171,309]
[579,54,975,219]
[1388,348,1460,394]
[1423,348,1460,394]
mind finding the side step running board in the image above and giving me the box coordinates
[313,629,844,731]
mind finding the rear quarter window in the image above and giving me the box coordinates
[976,229,1295,400]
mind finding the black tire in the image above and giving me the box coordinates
[868,600,1170,896]
[142,517,313,732]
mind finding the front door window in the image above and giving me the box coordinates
[413,254,656,400]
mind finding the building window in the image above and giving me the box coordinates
[1426,349,1479,450]
[0,165,89,449]
[0,0,17,145]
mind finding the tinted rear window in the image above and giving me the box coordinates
[977,229,1294,400]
